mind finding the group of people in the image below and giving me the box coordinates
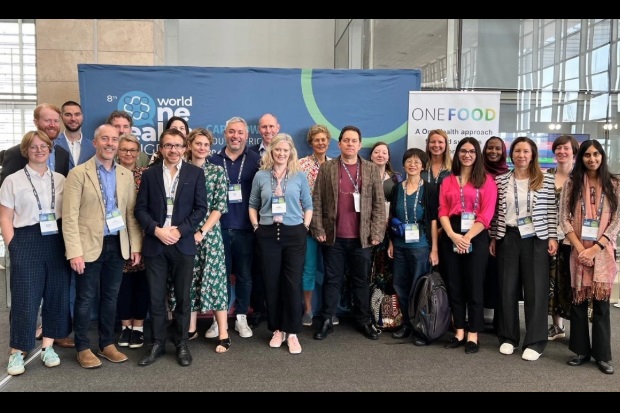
[2,104,619,376]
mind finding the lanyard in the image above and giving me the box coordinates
[458,175,479,213]
[23,167,55,213]
[426,166,443,185]
[96,166,117,210]
[580,189,605,221]
[165,170,181,199]
[340,158,360,193]
[222,153,246,185]
[403,179,422,224]
[271,169,288,195]
[512,175,531,217]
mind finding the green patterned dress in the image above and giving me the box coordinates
[169,161,229,312]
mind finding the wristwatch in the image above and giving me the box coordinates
[201,228,208,237]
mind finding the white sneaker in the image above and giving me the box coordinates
[287,334,302,354]
[234,314,253,338]
[499,343,515,355]
[614,302,620,308]
[7,352,25,376]
[41,346,60,368]
[269,330,286,348]
[205,321,219,339]
[522,348,542,361]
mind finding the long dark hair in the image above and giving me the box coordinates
[369,141,397,177]
[568,140,618,216]
[451,137,486,188]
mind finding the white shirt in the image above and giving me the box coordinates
[0,165,65,228]
[67,133,83,165]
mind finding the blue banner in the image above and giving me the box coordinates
[78,64,421,171]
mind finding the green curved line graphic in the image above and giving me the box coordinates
[300,68,408,147]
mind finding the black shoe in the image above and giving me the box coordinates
[249,312,265,329]
[567,354,591,366]
[445,336,465,349]
[128,330,144,349]
[392,325,413,339]
[313,318,334,340]
[597,360,614,374]
[138,343,165,367]
[413,336,429,346]
[117,328,132,347]
[464,341,479,354]
[358,323,379,340]
[176,344,193,367]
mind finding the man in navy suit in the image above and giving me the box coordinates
[55,101,95,170]
[134,128,208,367]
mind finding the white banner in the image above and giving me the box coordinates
[407,91,501,156]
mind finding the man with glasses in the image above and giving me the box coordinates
[62,124,143,369]
[56,101,95,170]
[134,128,208,367]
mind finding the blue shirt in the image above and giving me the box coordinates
[393,183,428,249]
[249,169,312,226]
[95,158,118,235]
[210,147,261,230]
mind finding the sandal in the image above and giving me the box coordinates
[35,325,43,340]
[215,337,231,353]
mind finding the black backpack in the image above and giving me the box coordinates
[409,270,451,343]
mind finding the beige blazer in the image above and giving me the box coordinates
[62,157,142,262]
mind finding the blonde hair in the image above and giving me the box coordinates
[119,133,141,149]
[425,129,452,171]
[260,133,301,174]
[20,130,52,157]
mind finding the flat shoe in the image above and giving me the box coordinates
[188,330,198,340]
[597,360,614,374]
[35,325,43,340]
[445,336,465,349]
[215,337,231,353]
[464,341,479,354]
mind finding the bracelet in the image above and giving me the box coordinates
[201,228,209,237]
[595,240,605,250]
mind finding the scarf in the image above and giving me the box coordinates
[566,177,618,303]
[483,139,509,177]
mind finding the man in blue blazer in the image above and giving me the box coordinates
[134,128,208,367]
[55,101,96,170]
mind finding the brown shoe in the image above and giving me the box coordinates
[55,337,75,348]
[98,344,128,363]
[76,349,102,369]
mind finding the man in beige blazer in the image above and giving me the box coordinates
[62,123,142,369]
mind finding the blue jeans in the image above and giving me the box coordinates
[221,228,254,315]
[73,235,125,352]
[392,245,430,325]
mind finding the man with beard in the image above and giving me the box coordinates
[55,101,95,170]
[0,103,74,348]
[1,103,70,186]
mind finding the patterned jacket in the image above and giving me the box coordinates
[490,170,557,240]
[310,155,385,247]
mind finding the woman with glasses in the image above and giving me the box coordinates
[1,130,72,375]
[439,137,497,354]
[559,140,620,374]
[387,148,438,345]
[490,137,558,361]
[115,134,149,350]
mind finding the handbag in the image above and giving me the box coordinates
[389,217,406,238]
[370,283,403,331]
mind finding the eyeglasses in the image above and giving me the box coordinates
[162,143,186,150]
[404,159,423,166]
[29,145,51,152]
[459,149,476,156]
[119,149,139,155]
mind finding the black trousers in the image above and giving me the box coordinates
[144,245,194,347]
[570,299,612,362]
[256,223,307,334]
[496,228,549,353]
[440,215,490,333]
[321,238,372,325]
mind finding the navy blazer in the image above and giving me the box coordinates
[0,142,70,187]
[134,161,208,257]
[55,132,96,169]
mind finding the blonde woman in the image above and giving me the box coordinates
[249,133,313,354]
[424,129,452,187]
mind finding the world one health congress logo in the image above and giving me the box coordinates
[117,91,157,126]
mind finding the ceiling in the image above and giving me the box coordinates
[371,19,449,70]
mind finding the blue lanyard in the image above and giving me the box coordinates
[403,180,422,224]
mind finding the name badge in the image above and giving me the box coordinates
[581,218,600,241]
[228,184,242,203]
[461,212,475,232]
[353,192,361,212]
[404,223,419,243]
[106,208,126,233]
[39,212,58,235]
[517,216,535,238]
[272,195,287,223]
